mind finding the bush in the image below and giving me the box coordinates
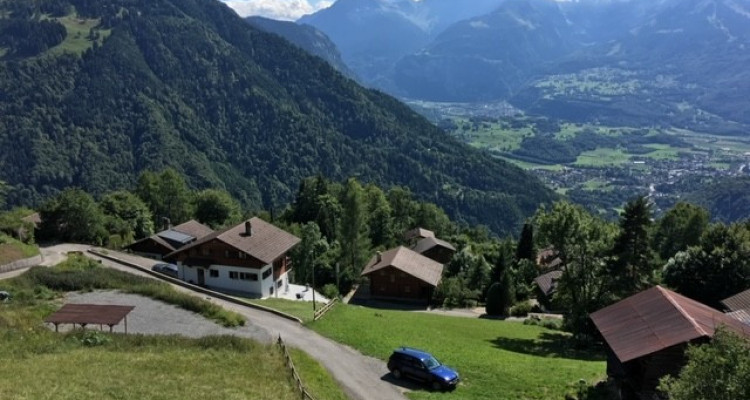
[79,331,111,347]
[485,282,504,316]
[510,301,533,317]
[523,316,563,331]
[321,284,339,300]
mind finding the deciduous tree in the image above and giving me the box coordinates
[193,189,242,229]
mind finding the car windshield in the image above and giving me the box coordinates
[423,356,441,370]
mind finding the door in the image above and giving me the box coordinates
[197,269,205,286]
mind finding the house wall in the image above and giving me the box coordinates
[420,247,454,264]
[610,342,692,400]
[368,266,434,301]
[127,239,171,259]
[174,239,291,298]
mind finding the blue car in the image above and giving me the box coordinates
[387,347,459,391]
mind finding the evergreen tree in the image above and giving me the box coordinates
[515,222,535,262]
[609,196,656,298]
[364,183,394,248]
[290,222,330,286]
[337,178,371,290]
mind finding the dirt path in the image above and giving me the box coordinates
[12,244,408,400]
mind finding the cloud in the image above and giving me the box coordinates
[222,0,333,20]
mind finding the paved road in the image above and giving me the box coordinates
[2,244,408,400]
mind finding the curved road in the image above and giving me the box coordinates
[3,244,407,400]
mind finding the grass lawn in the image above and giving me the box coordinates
[0,235,39,265]
[48,13,111,56]
[574,148,631,167]
[0,306,346,400]
[242,297,327,323]
[310,305,605,400]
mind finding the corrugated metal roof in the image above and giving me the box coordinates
[722,288,750,312]
[361,246,444,287]
[169,218,300,265]
[591,286,750,363]
[534,270,563,297]
[411,236,456,254]
[45,304,135,326]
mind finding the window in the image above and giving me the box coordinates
[202,247,211,256]
[229,271,239,280]
[224,250,230,258]
[404,285,411,293]
[390,274,396,283]
[238,252,246,259]
[262,269,272,279]
[209,270,219,278]
[239,272,258,281]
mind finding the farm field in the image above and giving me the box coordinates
[244,297,326,323]
[47,13,111,55]
[311,304,605,400]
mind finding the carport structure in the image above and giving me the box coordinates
[45,304,135,333]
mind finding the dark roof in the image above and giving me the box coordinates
[169,217,300,264]
[591,286,750,363]
[172,220,213,240]
[722,288,750,312]
[404,227,435,241]
[45,304,135,326]
[411,236,456,254]
[125,234,176,252]
[361,246,444,287]
[534,270,563,297]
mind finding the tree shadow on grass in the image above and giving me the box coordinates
[488,332,605,362]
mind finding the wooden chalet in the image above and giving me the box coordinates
[411,236,456,264]
[361,246,444,304]
[533,269,562,311]
[124,220,213,260]
[590,286,750,400]
[166,217,300,298]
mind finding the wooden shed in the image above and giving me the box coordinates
[591,286,750,400]
[361,247,444,304]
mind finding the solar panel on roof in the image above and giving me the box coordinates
[157,229,195,245]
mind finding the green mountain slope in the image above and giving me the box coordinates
[0,0,555,234]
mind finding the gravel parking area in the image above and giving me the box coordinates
[61,290,272,342]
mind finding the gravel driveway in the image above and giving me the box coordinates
[63,290,271,341]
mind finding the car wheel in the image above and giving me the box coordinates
[392,369,402,379]
[431,381,443,391]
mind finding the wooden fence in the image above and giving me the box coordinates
[313,298,338,321]
[277,335,317,400]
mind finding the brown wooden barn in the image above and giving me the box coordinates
[361,246,444,304]
[590,286,750,400]
[411,236,456,264]
[533,269,562,312]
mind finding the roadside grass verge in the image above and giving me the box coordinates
[0,306,323,400]
[0,234,39,265]
[289,347,350,400]
[3,255,244,327]
[310,304,605,400]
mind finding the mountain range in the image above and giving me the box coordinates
[0,0,555,234]
[301,0,750,130]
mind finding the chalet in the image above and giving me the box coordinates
[166,217,300,298]
[361,246,444,304]
[590,286,750,400]
[125,220,213,260]
[533,269,562,311]
[411,236,456,264]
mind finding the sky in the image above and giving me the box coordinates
[222,0,334,21]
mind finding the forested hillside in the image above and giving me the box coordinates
[0,0,555,234]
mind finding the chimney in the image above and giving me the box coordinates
[376,251,382,263]
[245,221,253,237]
